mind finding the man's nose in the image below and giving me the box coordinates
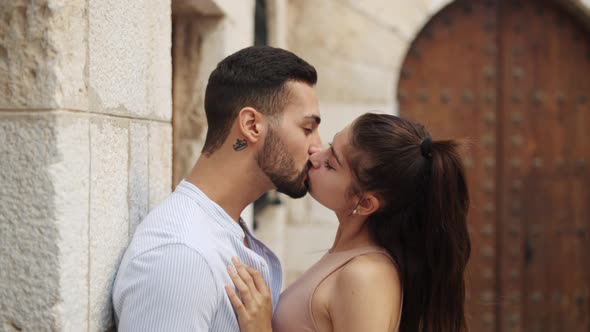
[308,134,323,155]
[309,149,322,169]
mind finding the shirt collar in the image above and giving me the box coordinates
[176,180,246,240]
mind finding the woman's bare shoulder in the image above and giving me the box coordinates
[337,252,401,291]
[327,252,402,331]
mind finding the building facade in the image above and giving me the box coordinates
[1,0,589,330]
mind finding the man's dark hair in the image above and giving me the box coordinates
[202,46,317,155]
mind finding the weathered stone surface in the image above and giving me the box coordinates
[345,0,431,40]
[51,114,91,332]
[149,122,172,209]
[0,1,87,110]
[128,121,149,236]
[316,102,394,142]
[171,15,209,185]
[0,112,90,331]
[174,138,203,186]
[88,0,172,121]
[145,0,173,121]
[88,118,129,332]
[287,0,404,104]
[0,113,60,331]
[171,13,247,185]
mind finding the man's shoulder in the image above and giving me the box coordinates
[125,192,222,262]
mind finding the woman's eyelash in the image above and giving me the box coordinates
[324,160,334,170]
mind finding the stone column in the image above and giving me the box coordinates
[0,0,172,330]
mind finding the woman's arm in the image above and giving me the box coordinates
[329,254,402,332]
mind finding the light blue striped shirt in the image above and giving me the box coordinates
[112,180,283,331]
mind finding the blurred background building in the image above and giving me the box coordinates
[1,0,589,331]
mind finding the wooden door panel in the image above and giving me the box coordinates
[398,1,499,331]
[398,0,590,331]
[499,0,590,330]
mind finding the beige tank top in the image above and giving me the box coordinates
[272,246,403,332]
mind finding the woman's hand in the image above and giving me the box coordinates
[225,257,273,332]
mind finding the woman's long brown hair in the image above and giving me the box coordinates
[347,113,471,332]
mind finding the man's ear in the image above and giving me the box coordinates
[356,193,380,216]
[237,107,265,144]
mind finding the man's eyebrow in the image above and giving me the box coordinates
[304,115,321,125]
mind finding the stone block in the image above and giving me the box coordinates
[174,138,203,186]
[128,121,149,236]
[0,111,90,331]
[316,102,394,143]
[343,0,431,41]
[88,117,129,332]
[0,1,87,110]
[290,47,399,105]
[145,0,172,121]
[286,0,413,104]
[88,0,172,121]
[51,114,91,332]
[88,0,146,118]
[149,122,172,209]
[287,0,405,67]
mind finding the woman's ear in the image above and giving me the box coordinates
[237,107,265,144]
[356,193,380,216]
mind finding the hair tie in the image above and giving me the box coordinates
[421,136,433,159]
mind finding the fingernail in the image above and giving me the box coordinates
[227,265,235,274]
[231,257,240,264]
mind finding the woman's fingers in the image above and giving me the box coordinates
[225,258,273,332]
[225,285,248,317]
[246,266,270,297]
[232,257,258,295]
[227,265,254,307]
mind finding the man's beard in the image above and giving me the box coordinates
[257,126,310,198]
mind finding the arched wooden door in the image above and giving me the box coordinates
[397,0,590,331]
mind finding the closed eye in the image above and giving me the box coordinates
[324,160,335,170]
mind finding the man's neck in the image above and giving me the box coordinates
[185,153,271,223]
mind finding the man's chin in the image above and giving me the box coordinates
[277,182,308,199]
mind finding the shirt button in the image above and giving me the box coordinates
[261,260,267,267]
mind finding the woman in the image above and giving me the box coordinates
[225,113,471,332]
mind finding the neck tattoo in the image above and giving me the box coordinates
[233,138,248,151]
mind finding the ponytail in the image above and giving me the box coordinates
[420,140,470,331]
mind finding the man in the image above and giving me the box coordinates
[112,46,322,331]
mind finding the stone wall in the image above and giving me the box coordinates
[0,0,172,330]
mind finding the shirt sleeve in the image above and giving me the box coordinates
[116,244,220,332]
